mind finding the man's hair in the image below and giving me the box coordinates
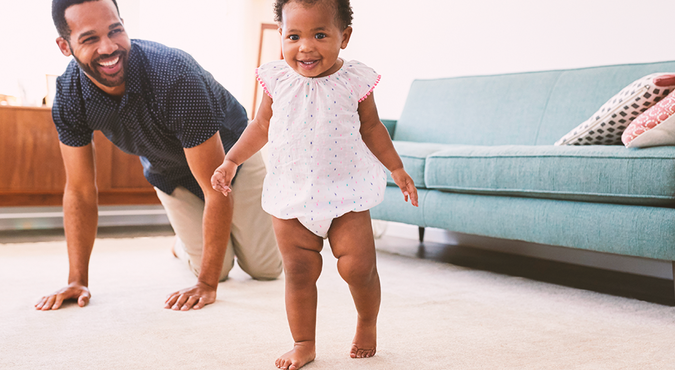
[52,0,120,40]
[274,0,353,30]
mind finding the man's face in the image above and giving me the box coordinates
[56,0,131,96]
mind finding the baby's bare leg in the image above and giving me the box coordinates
[272,217,324,370]
[327,211,380,359]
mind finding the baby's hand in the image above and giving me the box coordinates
[211,159,238,196]
[391,168,419,207]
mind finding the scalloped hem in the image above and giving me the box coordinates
[358,74,381,103]
[256,68,274,99]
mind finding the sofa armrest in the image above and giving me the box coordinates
[381,119,397,139]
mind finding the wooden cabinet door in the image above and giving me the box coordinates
[0,106,160,206]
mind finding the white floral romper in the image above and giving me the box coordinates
[257,59,387,237]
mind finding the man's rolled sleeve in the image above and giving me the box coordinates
[167,72,222,149]
[52,77,94,147]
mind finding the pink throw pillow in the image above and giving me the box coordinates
[555,73,675,146]
[654,75,675,87]
[622,90,675,148]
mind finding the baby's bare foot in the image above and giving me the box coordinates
[275,341,316,370]
[350,320,377,358]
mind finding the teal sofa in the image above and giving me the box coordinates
[371,60,675,292]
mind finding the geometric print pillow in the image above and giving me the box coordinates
[555,73,675,145]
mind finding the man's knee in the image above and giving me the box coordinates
[248,262,283,281]
[238,252,283,280]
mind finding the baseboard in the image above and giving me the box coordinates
[375,221,674,280]
[0,205,170,231]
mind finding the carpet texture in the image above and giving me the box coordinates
[2,236,675,369]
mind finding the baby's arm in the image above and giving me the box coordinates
[358,92,419,207]
[211,93,273,195]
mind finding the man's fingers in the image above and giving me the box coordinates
[52,294,65,310]
[172,294,189,310]
[41,296,56,311]
[165,284,217,311]
[164,293,179,309]
[181,296,200,311]
[35,297,47,309]
[78,293,90,307]
[193,297,206,310]
[36,286,90,311]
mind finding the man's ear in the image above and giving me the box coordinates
[340,26,353,49]
[56,37,72,57]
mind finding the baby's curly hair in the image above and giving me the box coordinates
[274,0,353,30]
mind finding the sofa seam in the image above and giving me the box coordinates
[533,72,564,145]
[420,189,429,227]
[426,154,675,160]
[412,60,675,83]
[426,186,675,199]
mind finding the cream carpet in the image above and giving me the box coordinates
[2,236,675,369]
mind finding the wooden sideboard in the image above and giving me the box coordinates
[0,106,159,206]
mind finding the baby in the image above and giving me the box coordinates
[211,0,418,369]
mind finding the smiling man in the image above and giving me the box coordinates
[36,0,282,311]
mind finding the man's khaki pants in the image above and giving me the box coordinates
[155,151,282,282]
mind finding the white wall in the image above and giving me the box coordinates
[136,0,258,108]
[1,0,71,105]
[0,0,275,110]
[342,0,675,119]
[3,0,674,112]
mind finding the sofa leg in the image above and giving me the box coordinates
[418,227,425,243]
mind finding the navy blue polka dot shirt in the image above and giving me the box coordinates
[52,40,248,200]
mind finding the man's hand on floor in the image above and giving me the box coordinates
[35,283,91,310]
[164,281,216,311]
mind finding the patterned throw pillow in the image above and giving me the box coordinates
[622,90,675,148]
[555,73,675,145]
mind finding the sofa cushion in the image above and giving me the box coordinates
[389,141,451,188]
[623,90,675,148]
[554,73,675,146]
[394,71,562,145]
[424,145,675,206]
[419,191,675,261]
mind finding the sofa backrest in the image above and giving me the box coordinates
[394,61,675,146]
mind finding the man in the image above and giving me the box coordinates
[35,0,282,311]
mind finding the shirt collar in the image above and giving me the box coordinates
[125,42,143,95]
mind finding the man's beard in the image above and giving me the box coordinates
[73,49,128,88]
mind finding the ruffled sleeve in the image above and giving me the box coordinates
[256,60,290,99]
[341,60,381,102]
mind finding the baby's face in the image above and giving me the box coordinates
[279,1,352,78]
